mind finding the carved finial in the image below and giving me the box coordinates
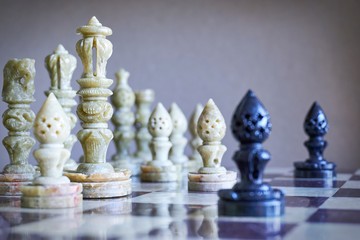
[76,16,112,37]
[88,16,102,26]
[169,103,187,136]
[197,99,226,143]
[148,103,173,138]
[34,93,70,144]
[304,102,328,137]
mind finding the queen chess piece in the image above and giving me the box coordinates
[20,93,82,208]
[0,58,36,195]
[63,16,131,198]
[188,99,236,192]
[218,90,284,217]
[294,102,336,178]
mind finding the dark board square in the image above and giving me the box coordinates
[333,189,360,198]
[285,196,328,207]
[308,209,360,224]
[271,179,345,188]
[349,175,360,181]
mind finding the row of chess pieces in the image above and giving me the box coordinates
[0,16,336,217]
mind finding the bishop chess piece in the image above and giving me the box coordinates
[21,93,82,208]
[140,103,178,182]
[169,103,188,170]
[45,44,78,171]
[218,90,284,217]
[0,58,36,195]
[110,69,139,175]
[294,102,336,178]
[134,89,155,162]
[188,99,236,192]
[188,104,204,172]
[64,17,131,198]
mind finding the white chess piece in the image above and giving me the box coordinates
[188,104,204,172]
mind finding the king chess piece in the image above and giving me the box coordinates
[0,58,36,195]
[64,16,131,198]
[294,102,336,178]
[140,103,178,182]
[218,90,284,217]
[188,99,236,192]
[187,104,204,172]
[45,44,78,171]
[110,69,140,175]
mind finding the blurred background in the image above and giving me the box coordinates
[0,0,359,171]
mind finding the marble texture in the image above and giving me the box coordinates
[188,104,204,172]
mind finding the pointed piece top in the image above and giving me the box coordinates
[88,16,102,26]
[169,103,187,135]
[54,44,68,54]
[189,103,204,136]
[148,102,173,138]
[77,16,112,37]
[304,101,328,137]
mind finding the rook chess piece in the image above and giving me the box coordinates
[21,93,82,208]
[188,104,204,172]
[188,99,236,192]
[294,102,336,178]
[140,103,177,182]
[218,90,284,216]
[0,58,36,195]
[45,44,78,171]
[64,16,131,198]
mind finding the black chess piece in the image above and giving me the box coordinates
[218,90,284,217]
[294,102,336,178]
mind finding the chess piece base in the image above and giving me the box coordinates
[294,161,336,179]
[111,160,141,176]
[140,165,177,182]
[20,183,83,209]
[0,173,34,196]
[218,188,285,217]
[188,171,237,192]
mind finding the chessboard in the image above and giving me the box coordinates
[0,167,359,239]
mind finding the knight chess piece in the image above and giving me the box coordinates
[188,104,204,172]
[0,58,36,196]
[45,44,78,171]
[294,102,336,178]
[218,90,284,217]
[188,99,236,192]
[110,69,139,175]
[21,93,82,208]
[140,103,178,182]
[64,16,131,198]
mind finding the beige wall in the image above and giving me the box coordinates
[0,0,359,172]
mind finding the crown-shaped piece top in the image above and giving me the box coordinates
[77,16,112,37]
[169,103,188,135]
[189,103,204,137]
[148,103,173,138]
[231,90,272,144]
[34,93,70,144]
[197,99,226,143]
[304,102,328,137]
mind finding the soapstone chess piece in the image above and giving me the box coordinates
[134,89,155,162]
[188,104,204,172]
[218,90,284,217]
[140,103,178,182]
[20,93,82,208]
[294,102,336,178]
[45,44,78,171]
[0,58,36,195]
[169,103,188,169]
[188,99,237,192]
[197,207,218,239]
[110,69,139,175]
[64,16,131,198]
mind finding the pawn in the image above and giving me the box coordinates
[169,103,189,169]
[188,104,204,172]
[218,90,284,217]
[188,99,236,192]
[20,93,82,208]
[294,102,336,178]
[140,103,177,182]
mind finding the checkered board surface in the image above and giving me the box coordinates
[0,168,360,239]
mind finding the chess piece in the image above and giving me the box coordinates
[21,93,82,208]
[169,103,188,169]
[134,89,155,162]
[0,58,36,195]
[64,16,131,198]
[45,44,78,171]
[188,104,204,172]
[188,99,236,192]
[218,90,284,217]
[110,69,139,175]
[197,207,218,239]
[294,102,336,178]
[140,103,177,182]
